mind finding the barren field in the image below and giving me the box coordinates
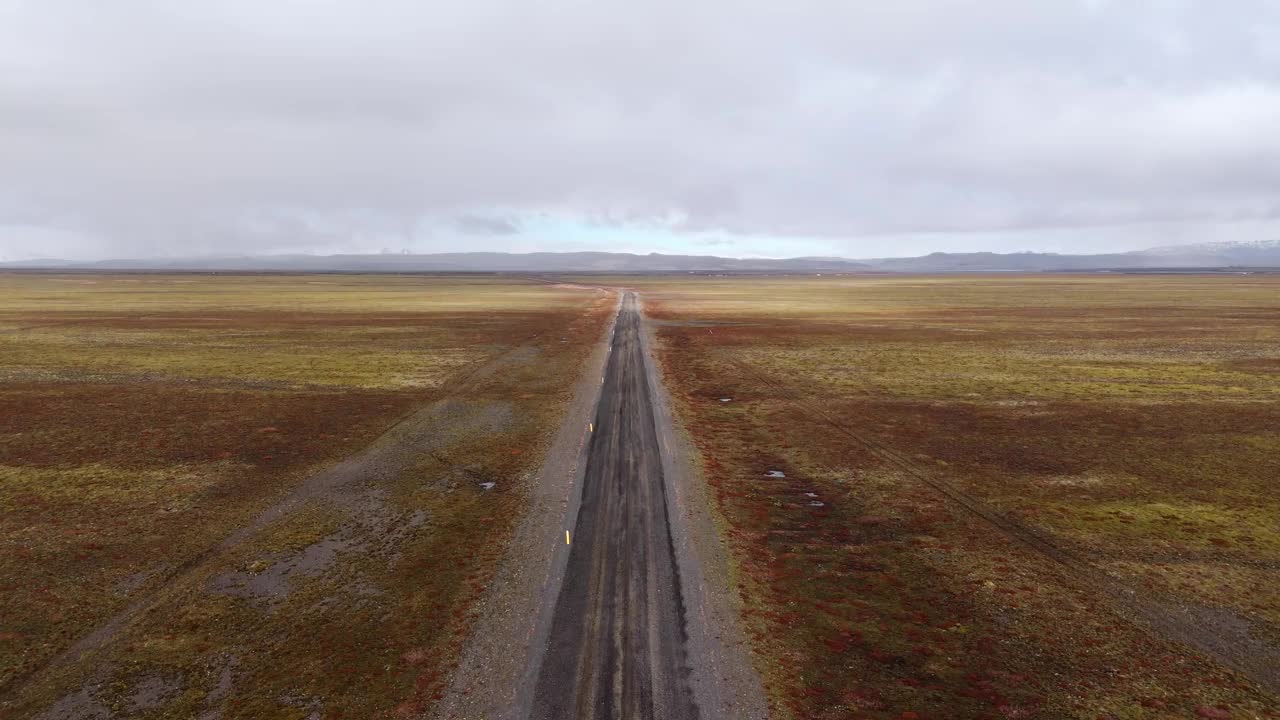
[635,274,1280,719]
[0,273,611,719]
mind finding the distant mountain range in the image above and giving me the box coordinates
[4,241,1280,273]
[863,240,1280,272]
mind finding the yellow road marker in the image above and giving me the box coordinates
[565,530,571,545]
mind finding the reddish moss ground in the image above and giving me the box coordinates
[638,275,1280,720]
[0,273,612,718]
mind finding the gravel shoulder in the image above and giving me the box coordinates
[639,295,769,720]
[431,292,621,720]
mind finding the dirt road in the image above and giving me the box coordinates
[527,292,698,720]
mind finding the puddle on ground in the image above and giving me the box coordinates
[804,492,818,498]
[210,534,358,603]
[718,397,732,403]
[808,501,826,507]
[196,655,238,720]
[278,691,324,720]
[1128,596,1280,692]
[479,481,496,491]
[764,470,786,478]
[41,665,192,719]
[36,685,111,720]
[127,674,184,714]
[209,478,435,605]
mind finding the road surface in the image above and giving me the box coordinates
[528,292,699,720]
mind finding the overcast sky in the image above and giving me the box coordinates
[3,0,1280,260]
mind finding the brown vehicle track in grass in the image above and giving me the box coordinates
[0,274,613,719]
[633,274,1280,720]
[33,335,548,681]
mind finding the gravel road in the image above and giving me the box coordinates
[437,290,765,720]
[527,292,697,720]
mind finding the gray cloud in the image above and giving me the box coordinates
[2,0,1279,258]
[455,214,520,236]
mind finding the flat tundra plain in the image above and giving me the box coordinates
[2,272,1278,720]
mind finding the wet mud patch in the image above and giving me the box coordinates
[123,673,185,714]
[209,470,438,606]
[277,690,324,719]
[1127,596,1280,695]
[34,682,111,720]
[195,654,238,720]
[210,533,359,604]
[30,669,183,720]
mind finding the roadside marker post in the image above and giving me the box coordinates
[565,530,571,545]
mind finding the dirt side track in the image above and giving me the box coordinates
[4,322,567,716]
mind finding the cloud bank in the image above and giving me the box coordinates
[2,0,1279,258]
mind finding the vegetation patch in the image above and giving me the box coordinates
[0,273,612,718]
[635,274,1280,719]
